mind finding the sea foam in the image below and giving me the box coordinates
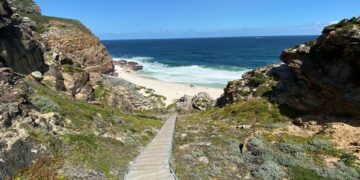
[113,56,250,88]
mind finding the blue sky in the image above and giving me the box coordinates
[35,0,360,40]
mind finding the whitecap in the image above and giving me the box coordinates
[113,56,250,88]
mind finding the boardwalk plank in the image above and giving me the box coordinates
[124,115,177,180]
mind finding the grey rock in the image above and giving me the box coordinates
[0,0,47,74]
[0,140,48,178]
[197,156,209,165]
[31,71,43,81]
[50,114,64,127]
[113,60,143,71]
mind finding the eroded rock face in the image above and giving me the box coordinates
[106,76,165,111]
[274,17,360,116]
[0,68,50,179]
[217,64,286,107]
[0,140,48,178]
[41,20,114,74]
[218,17,360,117]
[9,0,41,15]
[0,0,46,74]
[176,92,215,112]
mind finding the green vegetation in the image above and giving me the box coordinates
[207,98,288,124]
[174,98,359,179]
[12,0,36,7]
[19,13,92,34]
[23,80,163,178]
[305,40,317,47]
[62,65,84,74]
[289,167,326,180]
[32,95,60,113]
[174,98,290,179]
[248,73,267,87]
[94,84,110,105]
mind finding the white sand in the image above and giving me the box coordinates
[114,66,224,105]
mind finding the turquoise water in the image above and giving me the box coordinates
[102,36,317,87]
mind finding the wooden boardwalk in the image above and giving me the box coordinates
[124,115,177,180]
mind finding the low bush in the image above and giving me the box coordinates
[248,73,267,87]
[251,161,286,180]
[32,96,59,113]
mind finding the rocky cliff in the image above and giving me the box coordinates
[0,0,165,179]
[9,0,41,14]
[218,17,360,117]
[0,0,46,74]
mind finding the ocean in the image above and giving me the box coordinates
[102,36,317,88]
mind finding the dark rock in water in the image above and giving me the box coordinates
[113,60,143,71]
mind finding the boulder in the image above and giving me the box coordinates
[31,71,43,81]
[192,92,214,111]
[175,92,215,112]
[197,156,209,165]
[113,60,143,71]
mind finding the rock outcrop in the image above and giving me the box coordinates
[217,64,283,107]
[176,92,215,112]
[113,60,143,71]
[9,0,41,15]
[42,20,114,74]
[275,17,360,116]
[105,76,165,111]
[0,0,46,74]
[218,17,360,117]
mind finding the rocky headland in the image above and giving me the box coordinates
[218,17,360,118]
[0,0,165,179]
[1,0,360,179]
[174,17,360,179]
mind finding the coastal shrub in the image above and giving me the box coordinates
[308,138,333,152]
[228,140,241,156]
[207,164,222,177]
[340,153,359,167]
[305,40,316,47]
[66,133,98,149]
[32,96,59,113]
[279,143,306,154]
[95,84,110,104]
[289,166,326,180]
[251,161,285,180]
[263,122,286,129]
[19,13,92,34]
[183,154,195,163]
[62,64,84,74]
[248,73,267,87]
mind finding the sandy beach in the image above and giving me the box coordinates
[114,66,224,105]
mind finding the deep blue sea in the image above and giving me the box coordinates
[102,36,317,88]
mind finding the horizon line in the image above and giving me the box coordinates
[100,34,320,41]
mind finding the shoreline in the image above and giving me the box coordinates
[114,65,224,105]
